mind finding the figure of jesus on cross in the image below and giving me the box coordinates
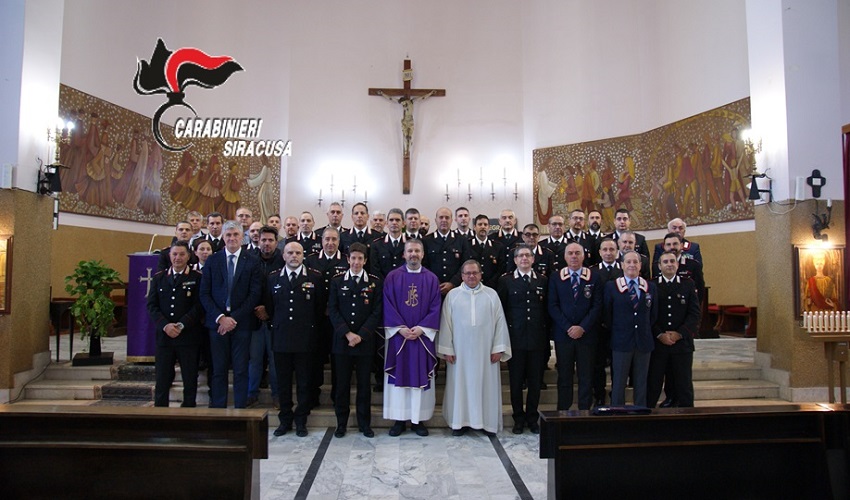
[369,59,445,194]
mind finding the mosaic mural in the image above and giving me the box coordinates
[57,85,281,225]
[533,97,753,232]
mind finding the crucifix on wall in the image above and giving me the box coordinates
[369,59,445,194]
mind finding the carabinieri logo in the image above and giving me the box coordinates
[133,39,243,152]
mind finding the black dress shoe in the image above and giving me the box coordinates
[540,382,548,390]
[528,422,540,434]
[411,423,429,436]
[512,423,524,434]
[594,399,606,408]
[273,424,291,436]
[388,421,406,436]
[452,427,467,437]
[362,427,375,438]
[659,398,675,408]
[296,426,308,437]
[334,426,346,438]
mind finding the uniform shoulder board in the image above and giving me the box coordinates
[153,269,167,277]
[306,266,322,275]
[332,270,346,279]
[367,273,382,281]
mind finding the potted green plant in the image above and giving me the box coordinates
[64,259,122,365]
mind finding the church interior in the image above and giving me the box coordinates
[2,0,850,498]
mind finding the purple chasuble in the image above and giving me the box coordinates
[383,266,441,389]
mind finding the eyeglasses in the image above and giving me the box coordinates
[462,271,481,276]
[523,232,539,237]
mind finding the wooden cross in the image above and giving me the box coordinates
[369,59,445,194]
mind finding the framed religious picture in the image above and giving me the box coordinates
[794,246,845,317]
[0,235,11,314]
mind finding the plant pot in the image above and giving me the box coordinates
[89,334,102,357]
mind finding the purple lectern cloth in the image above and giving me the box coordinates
[383,266,441,389]
[127,253,159,361]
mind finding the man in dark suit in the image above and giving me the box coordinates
[157,220,198,272]
[199,221,263,409]
[403,208,422,240]
[651,218,703,266]
[604,250,658,407]
[547,242,603,410]
[592,238,623,406]
[328,243,383,438]
[247,226,285,408]
[369,208,407,279]
[508,223,556,277]
[341,202,379,254]
[454,207,473,239]
[607,208,650,258]
[305,227,349,407]
[194,212,225,254]
[267,241,326,437]
[423,207,472,296]
[469,213,506,288]
[540,214,568,271]
[653,233,705,300]
[566,209,596,266]
[280,211,322,255]
[617,231,651,280]
[316,202,347,240]
[498,244,549,434]
[647,251,701,408]
[491,209,520,249]
[147,241,203,407]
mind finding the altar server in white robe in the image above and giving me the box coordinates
[439,260,511,436]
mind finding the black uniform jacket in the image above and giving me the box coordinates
[147,267,203,346]
[328,271,383,356]
[497,269,550,350]
[265,266,326,353]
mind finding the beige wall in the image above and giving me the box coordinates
[754,200,846,388]
[50,225,171,297]
[0,190,54,388]
[648,231,757,307]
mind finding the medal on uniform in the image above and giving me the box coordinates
[455,252,460,259]
[492,257,497,264]
[584,284,592,299]
[186,290,192,297]
[364,298,369,305]
[679,294,686,305]
[645,294,652,308]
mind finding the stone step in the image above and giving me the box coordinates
[42,362,115,381]
[23,379,102,400]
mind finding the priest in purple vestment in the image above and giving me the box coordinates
[383,238,441,437]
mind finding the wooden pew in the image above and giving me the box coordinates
[0,405,268,499]
[540,404,849,499]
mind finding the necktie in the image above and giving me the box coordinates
[571,273,579,299]
[355,275,361,284]
[606,265,612,272]
[393,239,399,249]
[357,231,363,240]
[289,271,297,283]
[226,254,235,310]
[629,280,639,310]
[522,274,530,284]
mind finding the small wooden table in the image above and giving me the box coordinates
[808,334,850,404]
[0,405,269,499]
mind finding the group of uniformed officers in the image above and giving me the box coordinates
[147,201,703,437]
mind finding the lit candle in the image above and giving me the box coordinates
[827,198,832,208]
[364,191,368,202]
[319,189,322,198]
[446,183,449,194]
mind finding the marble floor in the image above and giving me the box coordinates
[36,334,779,499]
